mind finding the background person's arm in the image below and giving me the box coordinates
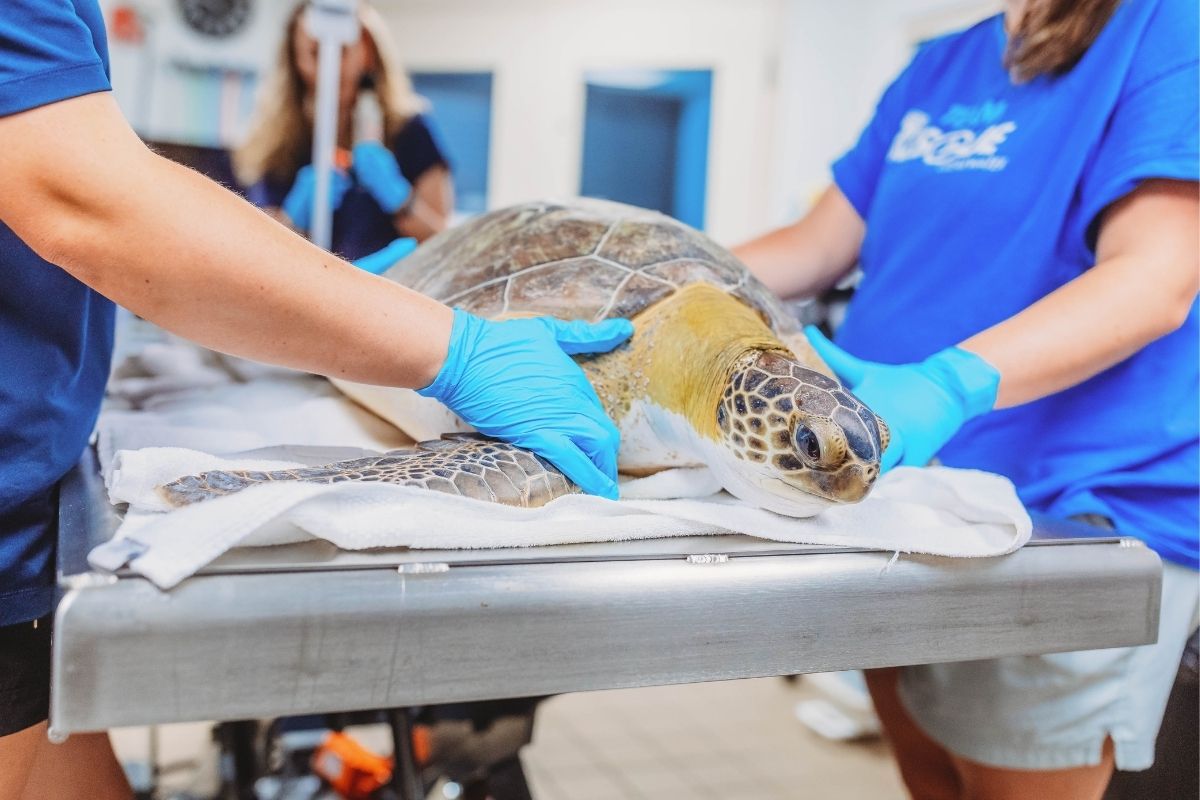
[394,164,454,242]
[0,92,451,389]
[961,179,1199,408]
[732,185,866,300]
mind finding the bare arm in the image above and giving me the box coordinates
[394,164,453,242]
[0,92,452,388]
[731,185,866,300]
[961,179,1199,408]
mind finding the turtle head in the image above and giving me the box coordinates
[714,350,887,514]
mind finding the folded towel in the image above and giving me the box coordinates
[92,446,1032,590]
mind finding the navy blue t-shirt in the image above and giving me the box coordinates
[0,0,115,625]
[247,115,450,261]
[832,0,1199,567]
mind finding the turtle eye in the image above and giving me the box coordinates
[795,424,821,462]
[794,419,848,469]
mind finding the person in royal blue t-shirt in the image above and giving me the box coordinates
[0,2,633,796]
[235,2,455,259]
[737,0,1198,794]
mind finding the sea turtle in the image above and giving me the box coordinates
[161,200,888,516]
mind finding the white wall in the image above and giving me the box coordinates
[379,0,783,243]
[763,0,1001,229]
[380,0,1000,241]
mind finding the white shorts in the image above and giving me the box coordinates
[897,559,1199,771]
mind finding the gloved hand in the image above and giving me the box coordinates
[352,238,418,275]
[281,165,352,232]
[419,310,635,499]
[352,141,411,214]
[804,326,1000,472]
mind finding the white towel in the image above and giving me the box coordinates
[97,360,413,481]
[92,446,1032,590]
[99,314,412,479]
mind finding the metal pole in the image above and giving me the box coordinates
[304,0,360,250]
[388,707,426,800]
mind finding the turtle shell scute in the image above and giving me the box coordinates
[378,198,802,332]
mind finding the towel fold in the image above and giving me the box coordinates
[92,446,1032,590]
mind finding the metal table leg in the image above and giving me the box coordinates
[387,708,426,800]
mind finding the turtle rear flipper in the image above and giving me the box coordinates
[157,439,577,509]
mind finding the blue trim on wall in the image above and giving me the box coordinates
[670,72,711,230]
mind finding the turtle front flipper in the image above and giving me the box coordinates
[157,438,578,509]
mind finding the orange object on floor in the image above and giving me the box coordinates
[311,727,433,799]
[311,731,393,800]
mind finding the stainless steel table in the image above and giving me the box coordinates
[50,449,1162,738]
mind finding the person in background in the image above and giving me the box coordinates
[735,0,1198,796]
[0,2,630,798]
[235,1,453,257]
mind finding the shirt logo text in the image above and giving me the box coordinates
[887,108,1016,172]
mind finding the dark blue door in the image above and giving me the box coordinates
[409,72,493,214]
[580,70,711,229]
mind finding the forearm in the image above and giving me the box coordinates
[961,255,1194,408]
[1,94,451,388]
[734,223,839,298]
[394,166,453,242]
[732,185,864,300]
[961,180,1199,409]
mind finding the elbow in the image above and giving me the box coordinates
[19,198,120,288]
[1145,272,1198,339]
[16,158,159,288]
[0,92,160,289]
[1165,255,1200,333]
[1157,292,1197,336]
[10,202,96,280]
[1126,245,1200,339]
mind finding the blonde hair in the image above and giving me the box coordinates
[234,2,424,187]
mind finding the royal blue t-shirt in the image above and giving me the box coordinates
[0,0,115,625]
[247,115,450,261]
[832,0,1199,568]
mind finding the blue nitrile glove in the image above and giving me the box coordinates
[804,326,1000,473]
[352,238,418,275]
[419,310,635,499]
[281,165,352,232]
[352,141,411,214]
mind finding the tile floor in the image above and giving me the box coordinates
[112,676,905,799]
[522,677,902,800]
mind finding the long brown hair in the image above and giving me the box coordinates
[1004,0,1122,82]
[234,2,424,187]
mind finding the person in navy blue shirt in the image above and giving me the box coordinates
[0,2,633,795]
[737,0,1198,795]
[235,1,453,259]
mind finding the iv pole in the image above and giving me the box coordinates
[304,0,360,251]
